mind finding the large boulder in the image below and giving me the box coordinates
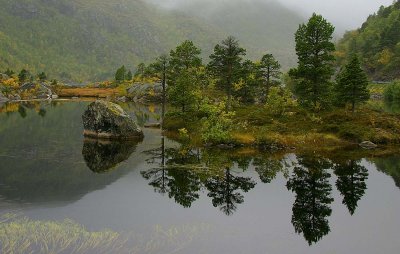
[359,141,378,149]
[126,82,165,102]
[82,100,144,140]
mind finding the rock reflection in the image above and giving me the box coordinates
[287,155,334,245]
[82,138,142,173]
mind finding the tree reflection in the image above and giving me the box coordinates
[142,139,203,208]
[205,167,256,216]
[142,144,257,214]
[334,160,368,215]
[141,137,170,195]
[286,155,333,245]
[253,156,287,183]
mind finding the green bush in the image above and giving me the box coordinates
[384,81,400,103]
[200,101,235,144]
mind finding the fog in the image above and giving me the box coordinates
[145,0,394,31]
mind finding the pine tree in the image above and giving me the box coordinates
[4,68,14,77]
[37,72,47,81]
[126,70,133,81]
[115,65,127,82]
[289,13,335,109]
[18,69,31,82]
[169,40,202,85]
[259,53,281,101]
[208,36,246,110]
[335,55,370,112]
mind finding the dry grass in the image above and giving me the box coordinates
[58,88,119,98]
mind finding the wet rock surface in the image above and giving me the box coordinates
[82,100,144,140]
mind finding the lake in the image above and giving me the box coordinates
[0,100,400,254]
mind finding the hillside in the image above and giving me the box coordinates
[0,0,225,81]
[165,0,303,68]
[336,0,400,81]
[0,0,303,81]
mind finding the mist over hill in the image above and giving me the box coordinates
[0,0,303,80]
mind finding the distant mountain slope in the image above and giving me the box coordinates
[0,0,303,81]
[166,0,303,69]
[336,1,400,81]
[0,0,225,81]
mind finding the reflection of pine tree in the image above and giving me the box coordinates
[206,168,256,216]
[286,156,333,245]
[167,168,201,208]
[253,157,285,183]
[141,137,170,195]
[141,139,202,208]
[334,160,368,215]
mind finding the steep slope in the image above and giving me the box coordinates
[336,1,400,81]
[0,0,304,81]
[0,0,225,81]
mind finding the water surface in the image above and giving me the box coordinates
[0,100,400,253]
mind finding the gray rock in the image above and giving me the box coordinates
[20,82,53,99]
[359,141,378,149]
[0,73,9,80]
[126,82,166,102]
[0,92,9,102]
[9,94,21,101]
[82,100,143,140]
[144,122,161,128]
[116,96,127,102]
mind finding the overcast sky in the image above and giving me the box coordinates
[146,0,394,31]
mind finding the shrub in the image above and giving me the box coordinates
[384,80,400,103]
[200,101,235,144]
[265,87,297,116]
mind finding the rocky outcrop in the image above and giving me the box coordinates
[0,92,9,103]
[82,138,141,173]
[20,82,56,99]
[359,141,378,149]
[82,100,144,140]
[0,73,9,80]
[126,82,165,103]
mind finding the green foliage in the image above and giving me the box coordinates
[208,36,246,110]
[169,40,202,83]
[4,68,14,77]
[259,53,282,100]
[126,70,132,81]
[115,65,127,82]
[37,72,47,81]
[265,87,297,116]
[290,13,335,109]
[334,55,370,111]
[336,1,400,80]
[384,80,400,102]
[0,0,225,81]
[168,69,200,113]
[200,101,235,144]
[18,69,31,82]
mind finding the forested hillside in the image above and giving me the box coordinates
[0,0,303,81]
[0,0,224,81]
[336,0,400,81]
[171,0,303,68]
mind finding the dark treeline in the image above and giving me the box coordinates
[129,13,369,113]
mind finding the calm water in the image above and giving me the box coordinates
[0,100,400,253]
